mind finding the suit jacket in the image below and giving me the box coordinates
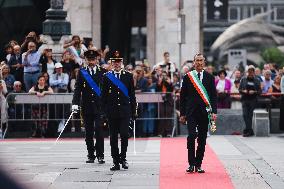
[72,65,107,115]
[8,54,23,81]
[102,70,136,119]
[180,70,217,117]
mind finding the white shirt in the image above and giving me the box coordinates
[113,69,122,79]
[88,66,97,75]
[196,70,204,83]
[216,79,225,92]
[47,62,55,76]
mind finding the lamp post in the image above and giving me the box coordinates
[177,0,185,78]
[267,0,272,22]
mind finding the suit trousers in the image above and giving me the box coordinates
[109,117,130,163]
[187,108,209,167]
[242,99,257,133]
[83,114,104,158]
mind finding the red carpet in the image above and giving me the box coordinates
[160,138,234,189]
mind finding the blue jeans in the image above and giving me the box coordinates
[143,106,156,134]
[24,72,40,92]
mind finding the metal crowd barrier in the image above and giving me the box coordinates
[3,92,177,139]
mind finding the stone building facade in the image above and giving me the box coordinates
[63,0,201,67]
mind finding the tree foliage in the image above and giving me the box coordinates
[261,47,284,67]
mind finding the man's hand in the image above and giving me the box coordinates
[36,92,44,97]
[242,89,248,94]
[179,116,186,124]
[212,113,217,121]
[248,90,255,95]
[72,105,79,113]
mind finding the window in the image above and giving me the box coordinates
[276,6,284,20]
[250,6,264,17]
[229,7,240,22]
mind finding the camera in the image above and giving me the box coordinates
[162,74,167,81]
[26,36,34,41]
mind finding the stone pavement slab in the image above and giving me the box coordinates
[1,135,284,189]
[0,139,160,189]
[208,135,284,189]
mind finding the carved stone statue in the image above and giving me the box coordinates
[50,0,64,9]
[210,12,284,65]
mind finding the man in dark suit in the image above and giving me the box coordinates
[7,45,23,83]
[102,51,137,171]
[72,50,106,164]
[180,53,217,173]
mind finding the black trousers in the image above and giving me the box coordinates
[187,108,209,167]
[109,117,130,163]
[83,114,104,158]
[242,99,257,133]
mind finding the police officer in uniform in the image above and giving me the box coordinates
[102,51,137,171]
[72,50,106,164]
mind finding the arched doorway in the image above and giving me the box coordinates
[101,0,146,65]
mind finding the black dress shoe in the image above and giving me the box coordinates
[186,165,195,173]
[86,157,95,163]
[195,167,205,173]
[243,132,254,137]
[110,164,120,171]
[121,160,129,169]
[97,157,105,164]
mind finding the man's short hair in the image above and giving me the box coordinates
[247,65,255,71]
[14,81,22,86]
[193,53,205,61]
[163,52,170,56]
[264,69,272,75]
[28,41,36,47]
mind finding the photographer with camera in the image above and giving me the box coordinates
[133,65,148,137]
[157,71,173,137]
[21,31,42,53]
[239,65,261,137]
[64,35,88,66]
[22,41,41,92]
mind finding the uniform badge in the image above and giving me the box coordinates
[83,82,86,88]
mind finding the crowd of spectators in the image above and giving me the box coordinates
[0,31,284,138]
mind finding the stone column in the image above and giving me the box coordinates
[155,0,200,65]
[64,0,92,39]
[183,0,200,59]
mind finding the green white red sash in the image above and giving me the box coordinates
[187,70,216,131]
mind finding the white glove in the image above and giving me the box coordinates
[72,105,79,113]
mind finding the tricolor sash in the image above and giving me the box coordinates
[80,69,101,97]
[187,70,216,132]
[106,72,129,99]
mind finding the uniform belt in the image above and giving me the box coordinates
[24,71,40,74]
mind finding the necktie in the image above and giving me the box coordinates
[91,69,95,76]
[115,73,119,79]
[198,72,201,80]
